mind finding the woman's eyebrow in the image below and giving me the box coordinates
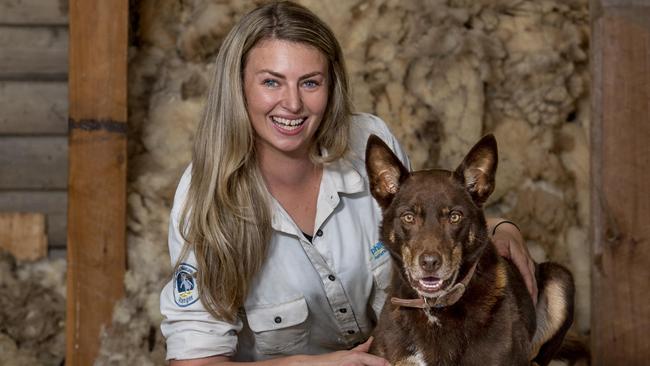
[256,69,324,80]
[299,71,324,80]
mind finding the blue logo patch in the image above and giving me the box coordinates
[371,241,387,260]
[174,263,199,307]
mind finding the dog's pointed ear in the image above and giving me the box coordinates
[366,134,409,208]
[454,134,498,206]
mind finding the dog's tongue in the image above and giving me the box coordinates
[419,277,443,291]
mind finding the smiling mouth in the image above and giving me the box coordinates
[418,277,444,292]
[271,116,306,131]
[414,273,457,296]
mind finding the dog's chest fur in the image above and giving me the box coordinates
[374,251,535,366]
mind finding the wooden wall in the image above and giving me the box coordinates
[0,0,68,258]
[66,0,128,364]
[591,0,650,364]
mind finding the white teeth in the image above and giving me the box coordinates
[272,116,305,128]
[418,278,443,291]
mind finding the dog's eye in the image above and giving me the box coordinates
[449,211,462,224]
[401,213,415,224]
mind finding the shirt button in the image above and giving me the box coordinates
[316,229,323,237]
[339,308,347,313]
[274,316,282,324]
[328,275,336,281]
[347,330,355,335]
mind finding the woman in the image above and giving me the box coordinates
[160,2,536,365]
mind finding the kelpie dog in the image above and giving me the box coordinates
[366,134,575,366]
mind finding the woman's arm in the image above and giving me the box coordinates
[487,217,538,304]
[169,338,389,366]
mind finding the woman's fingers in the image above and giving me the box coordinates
[342,337,390,366]
[491,220,539,306]
[351,337,373,352]
[506,238,538,305]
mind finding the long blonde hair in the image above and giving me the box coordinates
[178,1,353,322]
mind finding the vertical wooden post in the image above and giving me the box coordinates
[66,1,127,365]
[591,1,650,365]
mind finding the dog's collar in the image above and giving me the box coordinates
[390,259,479,310]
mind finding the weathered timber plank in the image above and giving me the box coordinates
[591,4,650,366]
[0,136,67,189]
[66,0,128,365]
[0,0,68,25]
[0,190,66,249]
[0,26,67,79]
[0,212,47,260]
[0,81,68,134]
[600,0,650,6]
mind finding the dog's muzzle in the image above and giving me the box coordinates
[391,259,479,309]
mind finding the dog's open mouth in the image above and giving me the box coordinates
[414,273,457,296]
[418,277,444,291]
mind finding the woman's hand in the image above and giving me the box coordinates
[170,338,389,366]
[298,337,389,366]
[487,218,538,305]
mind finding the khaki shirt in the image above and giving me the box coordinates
[160,113,410,361]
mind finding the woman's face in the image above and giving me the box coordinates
[243,39,329,159]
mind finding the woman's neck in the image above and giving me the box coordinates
[256,145,320,188]
[256,144,323,235]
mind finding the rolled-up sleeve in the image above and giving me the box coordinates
[160,280,242,360]
[160,165,243,360]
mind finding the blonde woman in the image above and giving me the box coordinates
[160,2,536,365]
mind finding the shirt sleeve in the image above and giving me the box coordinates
[355,113,412,171]
[160,166,243,360]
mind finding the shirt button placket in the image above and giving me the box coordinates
[301,219,360,345]
[323,272,359,340]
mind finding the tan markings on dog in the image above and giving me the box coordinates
[396,351,427,366]
[378,169,400,194]
[480,260,508,315]
[530,279,568,359]
[402,245,413,267]
[451,244,463,269]
[389,229,396,244]
[468,229,476,246]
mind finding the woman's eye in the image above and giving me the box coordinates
[401,213,415,224]
[263,79,279,87]
[449,211,462,224]
[302,79,320,89]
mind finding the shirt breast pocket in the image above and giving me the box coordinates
[370,256,392,319]
[245,297,310,355]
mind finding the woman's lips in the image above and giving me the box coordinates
[270,116,307,135]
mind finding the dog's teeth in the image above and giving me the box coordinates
[419,278,443,290]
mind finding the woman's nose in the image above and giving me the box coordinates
[281,85,303,113]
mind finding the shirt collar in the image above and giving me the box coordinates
[322,155,365,195]
[270,154,366,234]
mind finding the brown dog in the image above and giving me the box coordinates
[366,134,575,366]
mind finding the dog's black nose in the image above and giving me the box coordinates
[419,253,442,272]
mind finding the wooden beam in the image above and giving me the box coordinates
[0,0,68,25]
[0,136,68,189]
[0,26,68,80]
[0,191,67,249]
[0,212,47,261]
[0,81,68,134]
[66,0,127,365]
[591,2,650,365]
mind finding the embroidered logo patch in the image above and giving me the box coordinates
[370,241,387,260]
[174,263,199,307]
